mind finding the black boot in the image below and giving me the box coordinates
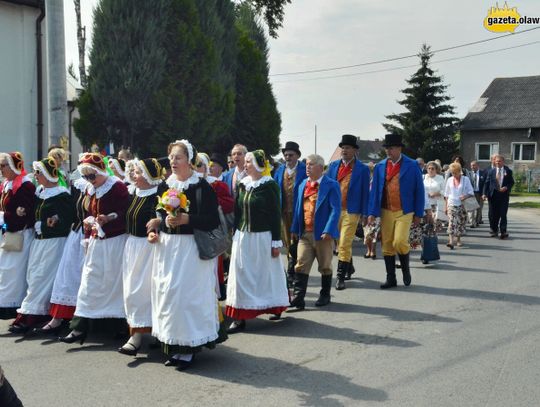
[289,273,309,310]
[398,253,411,286]
[380,256,397,289]
[335,260,348,290]
[286,257,296,287]
[315,275,332,306]
[345,259,355,280]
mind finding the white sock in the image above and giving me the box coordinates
[68,329,82,338]
[43,318,62,330]
[124,333,142,349]
[171,353,182,360]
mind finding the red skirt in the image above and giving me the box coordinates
[49,303,76,320]
[225,305,288,320]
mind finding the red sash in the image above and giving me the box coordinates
[385,160,401,182]
[337,162,352,182]
[304,181,319,198]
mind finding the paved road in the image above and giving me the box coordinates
[2,207,540,407]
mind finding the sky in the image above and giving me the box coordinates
[64,0,540,160]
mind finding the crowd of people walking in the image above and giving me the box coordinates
[0,133,515,379]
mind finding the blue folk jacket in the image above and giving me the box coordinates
[291,176,341,240]
[326,159,370,215]
[368,154,425,218]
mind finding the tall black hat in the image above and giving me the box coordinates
[382,133,405,148]
[281,141,301,156]
[210,153,227,170]
[339,134,359,149]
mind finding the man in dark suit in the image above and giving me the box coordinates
[482,154,514,239]
[467,160,486,228]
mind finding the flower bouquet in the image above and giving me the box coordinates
[156,189,190,216]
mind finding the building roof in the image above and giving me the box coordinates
[461,75,540,131]
[0,0,42,8]
[328,138,384,163]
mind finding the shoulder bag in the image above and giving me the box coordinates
[193,186,231,260]
[0,230,24,252]
[462,196,480,212]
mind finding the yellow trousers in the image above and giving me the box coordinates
[380,209,413,256]
[337,210,360,262]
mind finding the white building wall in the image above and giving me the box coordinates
[0,2,48,168]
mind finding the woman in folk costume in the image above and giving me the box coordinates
[225,149,289,334]
[0,152,36,321]
[148,140,225,371]
[31,162,90,336]
[195,152,234,300]
[47,147,69,188]
[109,157,127,183]
[59,153,129,344]
[10,158,74,334]
[118,158,162,356]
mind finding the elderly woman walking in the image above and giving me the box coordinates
[444,162,474,249]
[225,150,289,333]
[11,158,73,334]
[149,140,225,371]
[0,152,35,322]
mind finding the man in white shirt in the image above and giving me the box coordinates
[223,144,248,198]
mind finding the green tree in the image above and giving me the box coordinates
[72,88,107,149]
[244,0,291,38]
[229,3,281,155]
[87,0,168,152]
[383,44,459,163]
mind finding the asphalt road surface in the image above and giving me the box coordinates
[1,207,540,407]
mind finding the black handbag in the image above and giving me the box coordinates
[193,186,231,260]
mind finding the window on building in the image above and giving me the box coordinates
[475,142,499,161]
[512,143,536,161]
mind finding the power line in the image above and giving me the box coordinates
[270,26,540,77]
[272,40,540,83]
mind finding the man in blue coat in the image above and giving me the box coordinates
[367,133,425,289]
[273,141,308,283]
[290,154,341,309]
[482,154,514,239]
[326,134,370,290]
[222,144,247,198]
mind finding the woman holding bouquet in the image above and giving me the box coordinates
[148,140,225,371]
[59,153,129,344]
[118,158,162,356]
[225,149,289,333]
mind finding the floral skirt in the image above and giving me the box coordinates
[447,205,467,237]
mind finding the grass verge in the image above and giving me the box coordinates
[509,202,540,208]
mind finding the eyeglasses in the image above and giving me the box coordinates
[427,167,435,170]
[82,173,97,181]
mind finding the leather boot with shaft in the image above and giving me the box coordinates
[345,258,355,280]
[315,275,332,306]
[381,256,398,289]
[335,260,348,290]
[290,273,309,310]
[398,253,411,286]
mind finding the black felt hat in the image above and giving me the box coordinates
[339,134,359,149]
[210,153,227,170]
[281,141,301,157]
[157,156,171,171]
[382,133,405,148]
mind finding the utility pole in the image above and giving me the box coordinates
[47,0,68,149]
[314,124,317,155]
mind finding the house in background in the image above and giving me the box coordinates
[460,76,540,181]
[328,137,383,164]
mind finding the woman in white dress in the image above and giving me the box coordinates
[149,140,225,371]
[225,150,289,333]
[118,158,162,356]
[59,153,129,344]
[0,152,36,323]
[11,158,73,334]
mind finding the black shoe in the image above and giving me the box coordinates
[490,231,498,237]
[315,275,332,307]
[500,233,508,239]
[398,253,411,286]
[269,313,281,321]
[226,320,246,334]
[8,324,30,335]
[363,253,370,258]
[381,256,397,289]
[58,331,87,345]
[345,261,355,280]
[176,355,195,371]
[289,273,309,310]
[371,254,377,260]
[164,357,179,367]
[118,343,140,356]
[422,260,429,265]
[29,322,63,337]
[335,260,348,290]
